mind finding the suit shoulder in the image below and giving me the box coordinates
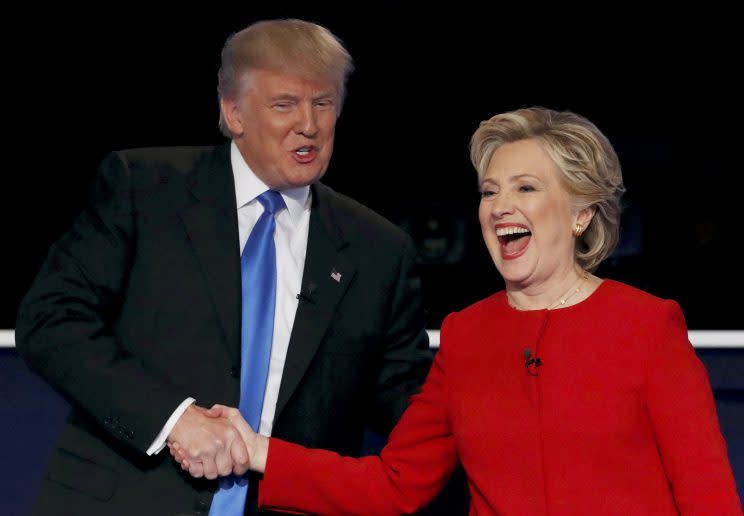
[600,279,681,315]
[110,145,221,173]
[101,145,222,180]
[586,280,688,339]
[92,145,228,205]
[441,294,502,332]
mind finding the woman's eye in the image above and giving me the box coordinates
[519,184,535,192]
[480,190,495,198]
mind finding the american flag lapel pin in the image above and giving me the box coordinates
[330,269,342,283]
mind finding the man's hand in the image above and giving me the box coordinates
[170,405,269,474]
[166,404,249,479]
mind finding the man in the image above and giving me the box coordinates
[16,19,432,515]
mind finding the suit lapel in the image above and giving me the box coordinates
[179,144,242,363]
[274,183,357,420]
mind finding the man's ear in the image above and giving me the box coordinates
[220,98,243,137]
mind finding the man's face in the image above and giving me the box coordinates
[222,68,339,189]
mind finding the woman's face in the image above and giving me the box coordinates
[478,139,586,289]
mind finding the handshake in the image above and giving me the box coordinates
[167,404,268,478]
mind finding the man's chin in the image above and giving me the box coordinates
[282,168,327,189]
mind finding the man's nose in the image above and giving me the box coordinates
[295,104,319,137]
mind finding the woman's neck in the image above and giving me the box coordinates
[506,266,595,311]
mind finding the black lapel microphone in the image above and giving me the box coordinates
[296,282,317,302]
[524,347,542,369]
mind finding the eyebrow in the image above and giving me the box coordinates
[480,173,541,185]
[509,173,540,182]
[268,94,300,102]
[313,90,336,100]
[268,91,336,102]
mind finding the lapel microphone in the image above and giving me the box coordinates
[524,347,542,369]
[296,282,317,302]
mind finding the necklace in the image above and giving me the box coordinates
[507,270,589,311]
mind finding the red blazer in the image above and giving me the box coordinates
[260,280,742,515]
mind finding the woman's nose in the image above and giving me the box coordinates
[489,194,514,219]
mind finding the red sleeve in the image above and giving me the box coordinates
[647,301,743,515]
[259,316,459,515]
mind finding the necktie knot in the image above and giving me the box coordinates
[257,190,285,215]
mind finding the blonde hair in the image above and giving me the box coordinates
[217,19,354,136]
[470,107,625,271]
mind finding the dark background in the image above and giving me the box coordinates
[5,6,743,330]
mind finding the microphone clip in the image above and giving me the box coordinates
[524,348,542,375]
[296,282,317,302]
[526,357,542,367]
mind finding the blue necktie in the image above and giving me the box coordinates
[209,190,285,516]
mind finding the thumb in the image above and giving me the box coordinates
[205,404,228,418]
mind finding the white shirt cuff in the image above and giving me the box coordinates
[145,397,196,456]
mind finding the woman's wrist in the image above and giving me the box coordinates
[251,434,269,473]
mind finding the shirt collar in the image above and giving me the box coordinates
[230,141,310,225]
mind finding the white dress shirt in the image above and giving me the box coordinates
[146,142,311,455]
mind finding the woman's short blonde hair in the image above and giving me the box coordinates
[217,19,354,136]
[470,107,625,271]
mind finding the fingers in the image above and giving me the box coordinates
[206,404,240,419]
[205,403,237,417]
[204,404,225,418]
[173,440,204,478]
[167,405,251,479]
[230,437,250,476]
[223,408,256,444]
[216,409,256,475]
[214,427,238,477]
[169,437,223,479]
[168,441,183,464]
[188,460,205,478]
[200,454,219,480]
[169,442,192,471]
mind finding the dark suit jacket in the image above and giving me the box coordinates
[16,144,432,516]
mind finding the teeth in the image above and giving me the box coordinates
[296,147,312,155]
[495,226,530,237]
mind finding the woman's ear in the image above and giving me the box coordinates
[576,206,596,230]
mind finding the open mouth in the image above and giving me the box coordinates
[293,146,317,163]
[496,226,531,258]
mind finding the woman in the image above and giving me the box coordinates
[174,108,742,514]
